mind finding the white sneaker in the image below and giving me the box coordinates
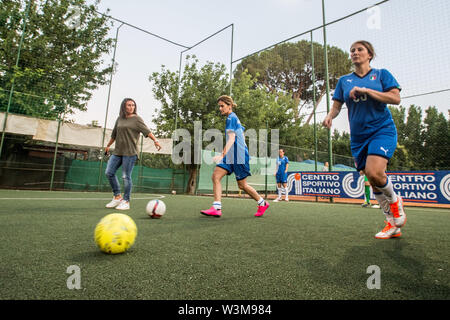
[273,197,281,202]
[105,197,122,208]
[375,221,402,239]
[284,198,289,202]
[116,200,130,210]
[371,204,380,209]
[390,196,407,228]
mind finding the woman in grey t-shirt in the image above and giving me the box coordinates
[104,98,161,210]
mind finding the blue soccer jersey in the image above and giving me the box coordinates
[276,156,289,183]
[276,156,289,175]
[225,112,248,164]
[217,112,251,181]
[332,68,401,143]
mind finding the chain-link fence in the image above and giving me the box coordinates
[0,1,189,192]
[198,0,450,197]
[1,0,449,197]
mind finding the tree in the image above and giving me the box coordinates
[231,69,296,142]
[422,106,450,170]
[331,130,352,165]
[403,105,424,168]
[234,40,352,122]
[389,104,449,170]
[0,0,113,119]
[389,105,414,170]
[149,56,229,194]
[149,56,297,194]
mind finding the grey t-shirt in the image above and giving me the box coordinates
[111,115,151,156]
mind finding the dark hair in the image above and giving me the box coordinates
[120,98,137,118]
[351,40,376,62]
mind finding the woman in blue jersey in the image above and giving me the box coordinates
[274,148,289,202]
[201,95,270,218]
[322,40,406,239]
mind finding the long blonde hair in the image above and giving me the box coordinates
[217,95,237,108]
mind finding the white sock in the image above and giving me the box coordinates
[374,192,394,225]
[377,178,398,204]
[257,197,265,206]
[373,192,386,209]
[277,187,282,198]
[213,201,222,210]
[284,187,288,199]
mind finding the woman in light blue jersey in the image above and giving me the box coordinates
[323,40,406,239]
[200,95,270,218]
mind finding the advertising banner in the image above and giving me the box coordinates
[286,171,450,205]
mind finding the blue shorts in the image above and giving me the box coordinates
[351,127,397,172]
[217,154,251,181]
[276,172,287,184]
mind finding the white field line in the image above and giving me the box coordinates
[0,195,165,201]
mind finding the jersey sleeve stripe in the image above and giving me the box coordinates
[383,86,402,92]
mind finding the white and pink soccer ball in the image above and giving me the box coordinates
[146,199,166,219]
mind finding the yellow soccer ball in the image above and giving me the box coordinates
[94,213,137,254]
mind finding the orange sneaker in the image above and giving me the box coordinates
[390,196,407,228]
[375,221,402,239]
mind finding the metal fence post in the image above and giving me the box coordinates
[98,22,124,191]
[0,0,32,160]
[50,113,63,191]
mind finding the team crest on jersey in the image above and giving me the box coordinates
[370,74,377,80]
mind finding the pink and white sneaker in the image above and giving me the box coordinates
[254,201,270,217]
[200,206,222,218]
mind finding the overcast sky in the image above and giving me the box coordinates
[73,0,450,134]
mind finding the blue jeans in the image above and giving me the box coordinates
[105,155,137,201]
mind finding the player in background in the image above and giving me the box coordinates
[322,40,406,239]
[274,148,289,202]
[104,98,161,210]
[200,95,270,218]
[361,171,380,208]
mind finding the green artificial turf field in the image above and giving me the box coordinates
[0,189,449,300]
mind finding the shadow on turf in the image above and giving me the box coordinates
[302,239,450,299]
[70,250,136,262]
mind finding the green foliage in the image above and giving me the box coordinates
[234,40,352,120]
[389,105,449,170]
[231,68,296,133]
[149,55,229,136]
[0,0,114,119]
[422,106,449,170]
[149,50,449,178]
[140,153,180,169]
